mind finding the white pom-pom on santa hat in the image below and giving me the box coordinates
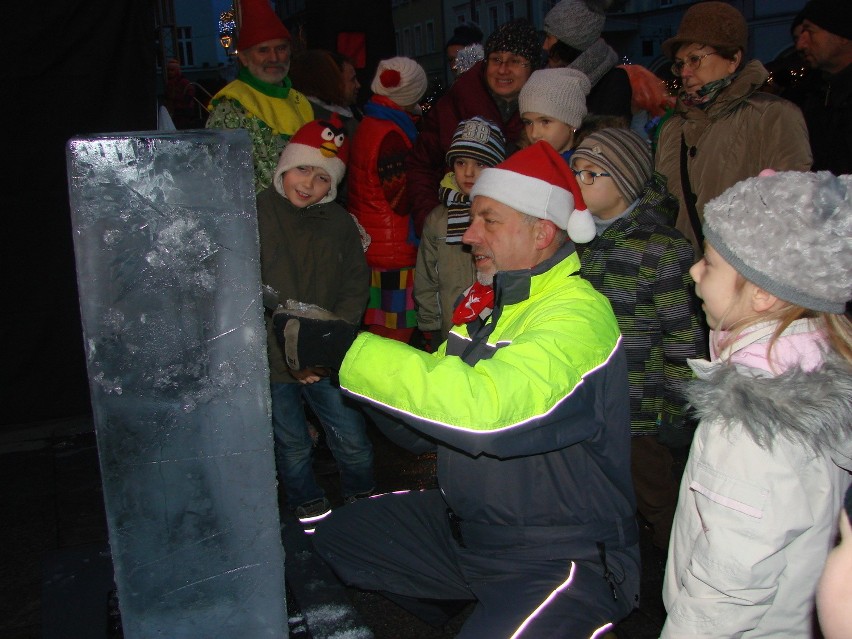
[470,140,596,243]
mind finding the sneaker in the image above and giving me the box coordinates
[295,497,332,526]
[343,490,375,505]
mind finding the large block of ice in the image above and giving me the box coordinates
[66,130,286,638]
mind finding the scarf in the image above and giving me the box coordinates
[452,281,494,325]
[567,38,619,88]
[363,95,419,143]
[440,173,472,243]
[679,73,736,108]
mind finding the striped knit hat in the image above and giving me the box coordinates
[446,117,506,168]
[571,128,652,203]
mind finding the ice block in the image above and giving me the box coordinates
[66,129,287,638]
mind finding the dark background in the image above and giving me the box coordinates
[4,1,157,427]
[2,0,395,430]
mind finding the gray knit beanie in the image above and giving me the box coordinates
[543,0,610,52]
[571,128,652,203]
[703,171,852,314]
[519,68,591,130]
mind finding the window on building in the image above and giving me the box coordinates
[505,2,514,21]
[426,21,435,53]
[414,24,422,55]
[489,7,498,31]
[660,0,672,5]
[396,30,402,54]
[177,26,194,66]
[404,28,413,56]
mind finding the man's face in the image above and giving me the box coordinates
[462,195,542,285]
[484,50,533,100]
[795,19,852,74]
[340,62,360,106]
[238,38,291,84]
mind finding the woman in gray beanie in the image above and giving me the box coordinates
[542,0,632,122]
[654,1,812,260]
[662,170,852,638]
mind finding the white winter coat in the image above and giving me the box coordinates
[662,320,852,638]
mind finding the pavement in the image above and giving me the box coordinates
[0,415,669,639]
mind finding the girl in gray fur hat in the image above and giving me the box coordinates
[662,170,852,638]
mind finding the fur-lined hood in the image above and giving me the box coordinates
[687,353,852,471]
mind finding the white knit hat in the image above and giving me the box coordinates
[703,170,852,314]
[543,0,610,52]
[273,115,350,204]
[370,57,428,108]
[519,68,591,129]
[471,140,596,243]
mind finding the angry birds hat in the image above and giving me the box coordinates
[274,114,350,204]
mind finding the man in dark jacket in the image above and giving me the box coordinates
[793,0,852,175]
[277,142,640,637]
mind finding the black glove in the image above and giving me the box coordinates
[272,302,358,370]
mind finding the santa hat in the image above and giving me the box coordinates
[470,140,596,243]
[273,114,350,204]
[237,0,291,51]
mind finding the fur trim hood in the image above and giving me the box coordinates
[687,354,852,471]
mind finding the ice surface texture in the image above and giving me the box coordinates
[67,130,287,638]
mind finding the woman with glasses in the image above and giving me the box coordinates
[655,2,812,260]
[406,19,540,238]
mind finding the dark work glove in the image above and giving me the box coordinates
[272,302,358,370]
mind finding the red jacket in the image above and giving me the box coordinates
[406,61,524,236]
[348,98,418,270]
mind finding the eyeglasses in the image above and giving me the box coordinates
[572,169,611,185]
[671,51,720,76]
[487,55,531,70]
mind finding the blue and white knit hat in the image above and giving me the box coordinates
[446,117,506,168]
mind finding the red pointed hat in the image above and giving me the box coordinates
[238,0,291,51]
[469,140,595,242]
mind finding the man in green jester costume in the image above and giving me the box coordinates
[276,140,640,638]
[206,0,313,193]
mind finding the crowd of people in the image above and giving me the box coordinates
[200,0,851,636]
